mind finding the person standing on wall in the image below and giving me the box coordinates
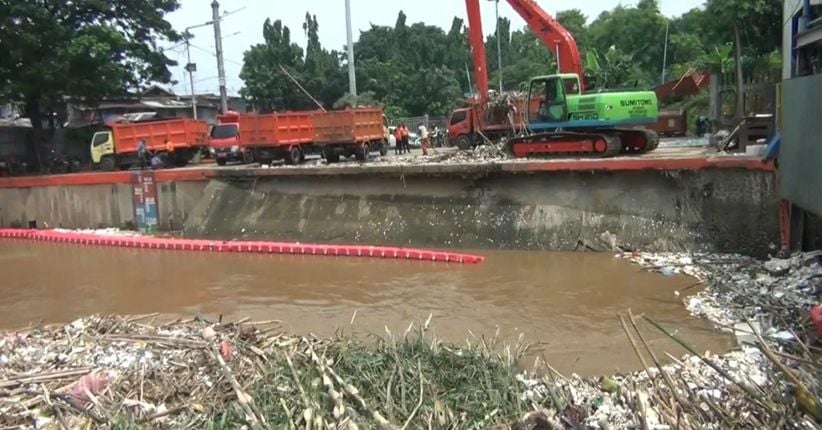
[137,139,149,170]
[164,139,175,168]
[394,126,403,155]
[400,123,410,154]
[419,124,430,156]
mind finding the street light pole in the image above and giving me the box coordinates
[494,0,503,92]
[183,21,214,120]
[184,36,198,119]
[344,0,357,97]
[211,0,229,113]
[661,20,670,84]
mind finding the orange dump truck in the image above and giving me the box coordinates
[448,95,527,150]
[209,111,314,165]
[312,108,387,163]
[90,118,208,170]
[209,108,387,165]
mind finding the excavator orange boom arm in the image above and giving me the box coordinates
[464,0,585,102]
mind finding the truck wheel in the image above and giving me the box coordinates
[455,135,472,151]
[100,156,116,171]
[355,143,369,161]
[216,158,227,166]
[174,153,190,167]
[326,152,340,163]
[379,142,388,156]
[285,146,302,165]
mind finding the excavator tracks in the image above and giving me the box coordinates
[506,128,660,159]
[507,131,622,158]
[602,128,660,154]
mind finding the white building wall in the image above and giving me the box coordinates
[784,0,803,79]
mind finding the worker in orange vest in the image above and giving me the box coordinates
[393,126,403,155]
[164,139,175,168]
[400,123,410,154]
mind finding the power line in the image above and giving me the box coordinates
[188,43,244,67]
[195,75,220,84]
[160,41,187,53]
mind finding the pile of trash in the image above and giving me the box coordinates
[625,251,821,337]
[0,315,539,429]
[1,315,275,428]
[517,326,782,429]
[580,251,822,428]
[511,251,822,429]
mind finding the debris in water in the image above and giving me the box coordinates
[53,227,140,236]
[1,250,820,428]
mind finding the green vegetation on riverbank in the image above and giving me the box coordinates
[2,306,821,429]
[1,316,535,429]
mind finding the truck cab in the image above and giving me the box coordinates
[209,111,250,165]
[447,108,473,150]
[90,130,115,168]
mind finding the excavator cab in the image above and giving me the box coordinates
[528,75,566,124]
[526,73,582,129]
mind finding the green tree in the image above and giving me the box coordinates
[556,9,589,54]
[495,29,557,91]
[585,46,640,88]
[485,17,512,87]
[240,19,307,112]
[241,2,783,119]
[588,0,667,85]
[354,12,464,116]
[0,0,180,128]
[302,13,347,108]
[333,91,378,109]
[701,0,781,117]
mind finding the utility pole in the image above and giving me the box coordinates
[183,21,215,119]
[184,35,198,119]
[661,20,669,84]
[212,0,228,114]
[344,0,357,97]
[490,0,503,92]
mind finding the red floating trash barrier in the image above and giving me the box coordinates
[0,229,484,264]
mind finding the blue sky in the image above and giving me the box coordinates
[164,0,703,96]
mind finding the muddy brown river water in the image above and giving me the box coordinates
[0,241,731,375]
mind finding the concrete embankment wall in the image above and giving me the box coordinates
[0,166,778,256]
[0,181,205,231]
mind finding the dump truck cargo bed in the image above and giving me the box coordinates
[312,109,384,144]
[110,119,208,154]
[253,112,314,146]
[215,112,314,149]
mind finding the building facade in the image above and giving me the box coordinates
[780,0,822,248]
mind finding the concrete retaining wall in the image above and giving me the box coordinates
[184,169,777,256]
[0,168,778,256]
[0,181,205,231]
[0,184,133,229]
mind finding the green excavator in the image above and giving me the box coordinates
[463,0,659,157]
